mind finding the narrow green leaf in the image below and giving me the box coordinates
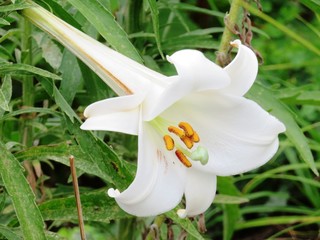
[159,35,218,54]
[214,194,249,204]
[0,225,22,240]
[63,118,134,190]
[241,1,320,56]
[243,163,320,193]
[0,75,12,112]
[39,190,129,222]
[66,0,143,63]
[15,142,134,185]
[247,83,318,176]
[78,60,113,103]
[0,63,61,79]
[36,76,133,189]
[217,177,242,240]
[35,0,82,29]
[0,29,21,44]
[299,0,320,14]
[59,49,82,104]
[236,215,320,230]
[147,0,163,58]
[284,148,320,208]
[0,107,59,122]
[280,89,320,105]
[33,32,63,70]
[0,18,10,25]
[0,2,32,12]
[38,77,79,123]
[166,211,205,240]
[240,205,315,216]
[169,2,225,18]
[0,140,46,240]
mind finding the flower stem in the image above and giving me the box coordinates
[70,156,86,240]
[21,17,34,146]
[216,0,243,66]
[20,16,37,192]
[145,215,166,240]
[21,17,34,109]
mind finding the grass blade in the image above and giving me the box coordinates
[0,141,46,240]
[66,0,143,63]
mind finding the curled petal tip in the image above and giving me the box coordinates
[166,55,173,63]
[177,209,187,218]
[230,39,242,48]
[108,188,121,198]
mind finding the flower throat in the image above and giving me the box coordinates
[152,119,209,168]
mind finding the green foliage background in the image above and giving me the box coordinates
[0,0,319,239]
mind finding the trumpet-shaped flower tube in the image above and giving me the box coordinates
[23,4,286,217]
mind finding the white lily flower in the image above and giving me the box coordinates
[23,5,285,218]
[81,40,286,218]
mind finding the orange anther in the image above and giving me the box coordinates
[191,131,200,143]
[175,150,192,168]
[180,136,193,149]
[178,122,194,137]
[168,126,185,138]
[163,135,174,151]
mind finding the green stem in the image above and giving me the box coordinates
[216,0,242,66]
[21,16,34,147]
[145,215,166,240]
[21,17,34,109]
[20,16,37,192]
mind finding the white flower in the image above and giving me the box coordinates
[81,40,286,218]
[23,5,285,218]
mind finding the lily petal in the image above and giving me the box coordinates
[108,122,185,216]
[167,50,231,92]
[80,108,140,135]
[81,94,146,134]
[83,94,145,118]
[177,169,216,218]
[222,40,258,96]
[23,5,167,95]
[161,91,285,175]
[143,50,232,120]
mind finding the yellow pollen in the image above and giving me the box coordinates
[168,126,185,138]
[175,150,192,168]
[179,122,194,137]
[191,131,200,143]
[163,135,174,151]
[180,136,194,149]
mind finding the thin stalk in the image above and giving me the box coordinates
[21,18,34,108]
[216,0,242,66]
[21,17,37,191]
[145,215,166,240]
[70,156,86,240]
[21,17,34,146]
